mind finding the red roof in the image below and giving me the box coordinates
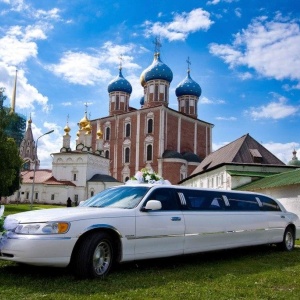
[21,169,52,183]
[21,170,76,186]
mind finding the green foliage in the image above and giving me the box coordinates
[0,108,23,198]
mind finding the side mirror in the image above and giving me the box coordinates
[143,200,162,211]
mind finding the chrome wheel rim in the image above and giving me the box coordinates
[93,241,111,276]
[285,231,294,250]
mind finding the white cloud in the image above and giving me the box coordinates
[207,0,238,5]
[235,8,242,18]
[238,72,252,80]
[216,116,237,121]
[2,0,61,21]
[144,8,214,41]
[200,96,225,104]
[30,122,61,169]
[245,95,299,120]
[263,142,299,164]
[0,24,50,65]
[0,64,49,111]
[46,51,110,85]
[209,16,300,85]
[47,42,141,86]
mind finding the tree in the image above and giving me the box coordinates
[0,104,23,199]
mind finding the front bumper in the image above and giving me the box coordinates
[0,232,77,267]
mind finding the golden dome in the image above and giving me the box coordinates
[97,128,103,139]
[64,124,71,135]
[84,123,92,134]
[79,113,89,128]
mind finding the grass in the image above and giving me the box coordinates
[1,204,300,299]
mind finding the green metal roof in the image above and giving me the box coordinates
[228,171,278,177]
[235,168,300,191]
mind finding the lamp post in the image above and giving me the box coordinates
[30,129,54,210]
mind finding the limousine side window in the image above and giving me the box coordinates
[179,190,225,211]
[258,195,281,211]
[145,188,180,210]
[226,193,260,211]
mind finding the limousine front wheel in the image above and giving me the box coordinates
[279,226,295,251]
[73,232,114,278]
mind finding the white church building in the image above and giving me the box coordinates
[6,114,121,206]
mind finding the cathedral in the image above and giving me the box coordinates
[71,47,213,184]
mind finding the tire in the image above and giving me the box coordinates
[73,232,114,279]
[278,226,295,251]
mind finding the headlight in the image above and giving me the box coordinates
[15,222,70,235]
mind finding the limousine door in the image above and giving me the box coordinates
[226,212,269,246]
[181,192,232,253]
[134,188,185,260]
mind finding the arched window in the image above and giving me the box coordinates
[147,119,153,134]
[105,150,109,159]
[91,191,94,197]
[125,147,130,163]
[105,127,110,141]
[125,123,131,137]
[125,176,129,182]
[146,144,153,161]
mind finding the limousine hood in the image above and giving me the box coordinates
[4,207,134,225]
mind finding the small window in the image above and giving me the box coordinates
[51,194,55,201]
[125,123,131,137]
[155,84,159,101]
[35,192,38,200]
[105,150,109,159]
[91,191,94,197]
[147,119,153,133]
[73,173,77,181]
[26,192,29,199]
[125,147,130,163]
[146,144,152,161]
[116,95,120,110]
[105,127,110,141]
[75,195,79,203]
[185,99,189,114]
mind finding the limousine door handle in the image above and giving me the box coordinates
[171,217,181,221]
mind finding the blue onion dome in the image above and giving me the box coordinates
[175,70,202,97]
[108,68,132,94]
[140,96,145,106]
[142,53,173,84]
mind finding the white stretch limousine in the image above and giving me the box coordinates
[1,184,299,278]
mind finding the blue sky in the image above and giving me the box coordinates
[0,0,300,168]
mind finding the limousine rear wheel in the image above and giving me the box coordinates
[73,232,114,279]
[279,226,295,251]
